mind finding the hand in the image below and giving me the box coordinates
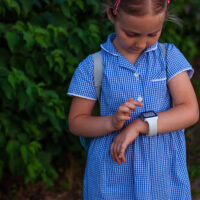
[110,119,143,165]
[110,97,143,131]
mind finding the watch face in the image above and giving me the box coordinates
[141,111,157,118]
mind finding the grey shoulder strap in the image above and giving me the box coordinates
[160,43,166,60]
[93,51,103,100]
[160,43,173,106]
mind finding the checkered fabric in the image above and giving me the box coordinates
[67,33,194,200]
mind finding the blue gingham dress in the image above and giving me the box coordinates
[67,33,194,200]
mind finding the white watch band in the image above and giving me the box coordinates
[144,116,158,136]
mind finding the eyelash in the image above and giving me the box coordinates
[125,33,157,38]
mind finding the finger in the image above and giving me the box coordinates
[113,143,121,165]
[110,143,115,162]
[130,100,144,107]
[119,153,126,163]
[116,144,123,163]
[117,115,131,121]
[128,98,144,107]
[118,105,132,114]
[119,148,126,163]
[123,102,137,111]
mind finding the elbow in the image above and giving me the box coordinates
[194,108,199,124]
[68,116,78,136]
[192,105,199,125]
[68,122,78,136]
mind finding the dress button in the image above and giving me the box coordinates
[134,72,140,78]
[137,96,143,102]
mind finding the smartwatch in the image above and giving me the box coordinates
[141,111,158,137]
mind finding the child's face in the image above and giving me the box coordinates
[109,10,166,55]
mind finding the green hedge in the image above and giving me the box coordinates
[0,0,199,188]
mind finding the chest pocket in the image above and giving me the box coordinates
[146,70,168,112]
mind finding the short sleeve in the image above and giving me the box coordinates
[165,43,194,82]
[67,55,97,100]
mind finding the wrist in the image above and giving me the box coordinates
[105,115,118,133]
[131,118,149,135]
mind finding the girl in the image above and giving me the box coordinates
[67,0,199,199]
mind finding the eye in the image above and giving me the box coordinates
[148,33,158,37]
[125,32,140,37]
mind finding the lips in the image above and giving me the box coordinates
[131,48,143,52]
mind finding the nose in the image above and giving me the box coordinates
[135,37,148,50]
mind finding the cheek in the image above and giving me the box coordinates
[148,36,160,46]
[120,36,133,47]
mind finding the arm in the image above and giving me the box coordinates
[68,97,114,137]
[110,71,199,164]
[135,71,199,134]
[68,97,143,137]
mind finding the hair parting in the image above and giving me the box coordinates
[105,0,171,16]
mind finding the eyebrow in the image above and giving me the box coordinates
[123,29,161,35]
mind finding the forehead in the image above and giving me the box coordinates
[117,11,166,34]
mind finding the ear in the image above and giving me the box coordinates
[106,8,115,24]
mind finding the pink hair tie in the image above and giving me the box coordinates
[168,0,170,4]
[113,0,120,15]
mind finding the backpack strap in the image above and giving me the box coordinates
[160,43,168,77]
[79,51,103,152]
[93,51,103,100]
[160,43,173,107]
[160,43,167,60]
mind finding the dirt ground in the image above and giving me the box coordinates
[1,168,200,200]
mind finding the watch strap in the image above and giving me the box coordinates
[145,117,158,136]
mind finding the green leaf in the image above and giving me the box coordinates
[8,73,17,89]
[6,140,20,155]
[54,57,64,69]
[26,83,36,101]
[76,0,84,10]
[5,0,21,15]
[18,90,28,111]
[23,32,35,49]
[42,107,62,132]
[27,159,43,180]
[45,54,54,69]
[13,21,25,32]
[0,23,7,36]
[60,3,71,18]
[55,105,65,119]
[38,151,52,167]
[17,133,30,144]
[2,81,13,99]
[20,0,34,14]
[5,31,21,53]
[41,168,58,188]
[28,141,42,155]
[35,35,49,48]
[20,145,29,164]
[41,172,54,188]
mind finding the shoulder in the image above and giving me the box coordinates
[161,43,194,81]
[160,43,180,54]
[77,54,94,73]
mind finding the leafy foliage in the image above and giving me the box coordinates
[0,0,199,189]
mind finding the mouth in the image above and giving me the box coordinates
[131,48,143,52]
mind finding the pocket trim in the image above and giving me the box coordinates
[151,77,167,82]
